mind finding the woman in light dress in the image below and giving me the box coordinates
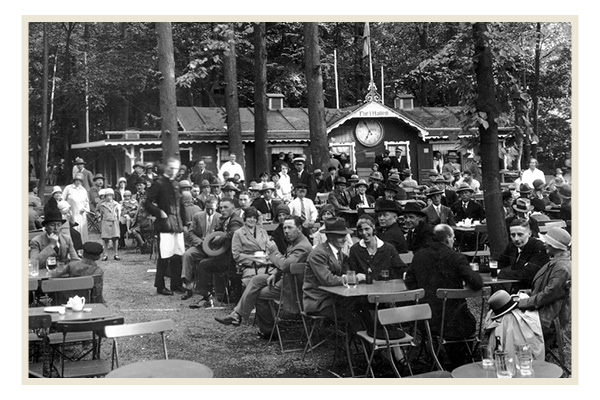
[62,173,90,242]
[98,188,121,261]
[277,164,292,203]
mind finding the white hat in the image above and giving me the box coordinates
[51,186,62,195]
[104,188,115,196]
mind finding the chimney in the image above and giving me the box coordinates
[394,93,414,110]
[267,93,285,111]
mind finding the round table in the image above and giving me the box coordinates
[105,359,214,378]
[451,360,563,379]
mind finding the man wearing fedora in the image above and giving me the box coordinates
[221,182,241,208]
[388,173,408,201]
[405,224,483,368]
[144,157,186,296]
[366,171,385,200]
[374,199,408,254]
[72,157,95,191]
[442,153,461,175]
[126,162,146,194]
[450,183,485,222]
[303,218,365,319]
[557,184,572,223]
[517,227,571,344]
[313,169,327,193]
[251,182,280,222]
[423,185,455,227]
[290,156,317,201]
[464,153,482,182]
[434,174,458,208]
[30,208,81,268]
[327,177,352,213]
[374,149,393,181]
[402,202,434,253]
[349,179,375,211]
[497,219,549,293]
[506,198,540,238]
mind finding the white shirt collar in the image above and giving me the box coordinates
[328,243,340,259]
[358,236,384,249]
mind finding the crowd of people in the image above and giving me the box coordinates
[28,150,572,372]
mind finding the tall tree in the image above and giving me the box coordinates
[156,22,179,160]
[472,22,507,258]
[253,22,269,179]
[38,23,50,199]
[222,24,245,171]
[303,23,329,173]
[531,22,542,160]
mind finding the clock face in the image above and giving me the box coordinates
[355,120,384,147]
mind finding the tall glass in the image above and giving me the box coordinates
[494,351,515,378]
[28,259,39,277]
[489,259,498,281]
[380,269,390,281]
[343,270,358,288]
[515,344,534,376]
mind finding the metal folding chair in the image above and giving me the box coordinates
[435,287,491,364]
[28,314,53,378]
[268,267,305,353]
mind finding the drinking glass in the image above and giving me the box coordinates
[489,260,498,281]
[343,270,358,288]
[28,259,39,277]
[494,351,515,378]
[469,262,479,272]
[380,269,390,281]
[480,346,494,369]
[515,344,534,376]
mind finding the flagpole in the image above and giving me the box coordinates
[368,31,373,82]
[334,49,340,109]
[381,65,384,105]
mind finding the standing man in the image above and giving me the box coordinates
[219,154,245,182]
[290,156,317,201]
[521,158,546,187]
[144,157,186,296]
[190,160,216,186]
[72,157,95,191]
[89,174,105,212]
[374,149,393,182]
[442,153,461,176]
[391,147,409,177]
[126,162,146,194]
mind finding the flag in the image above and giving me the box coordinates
[363,22,371,59]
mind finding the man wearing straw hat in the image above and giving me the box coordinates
[251,182,280,222]
[517,227,571,343]
[349,179,375,210]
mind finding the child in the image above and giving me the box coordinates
[119,190,138,248]
[98,188,121,260]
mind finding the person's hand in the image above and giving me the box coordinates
[159,210,168,218]
[48,233,59,245]
[266,240,278,254]
[356,273,366,282]
[267,274,277,288]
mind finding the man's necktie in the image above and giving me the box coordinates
[300,199,306,220]
[436,206,441,217]
[407,229,414,246]
[207,215,213,234]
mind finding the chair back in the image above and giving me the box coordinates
[29,314,52,330]
[289,263,307,313]
[104,319,174,369]
[29,279,39,292]
[367,288,425,305]
[41,276,94,305]
[29,229,44,242]
[436,287,491,342]
[377,303,432,326]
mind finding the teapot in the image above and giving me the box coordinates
[67,295,86,312]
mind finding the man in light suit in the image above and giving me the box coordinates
[30,209,81,268]
[303,218,365,319]
[215,215,313,339]
[422,185,456,227]
[180,197,221,300]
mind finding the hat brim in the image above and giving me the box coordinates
[202,231,228,257]
[375,207,400,215]
[456,187,474,193]
[426,190,444,197]
[491,300,518,320]
[42,218,66,226]
[513,204,534,212]
[539,233,569,251]
[323,229,353,235]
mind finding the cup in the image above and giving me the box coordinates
[494,351,515,378]
[480,346,494,369]
[28,259,39,277]
[515,344,533,376]
[380,269,390,281]
[489,260,498,281]
[343,270,358,288]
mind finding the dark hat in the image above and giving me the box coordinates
[74,157,85,165]
[200,179,210,188]
[93,173,105,182]
[221,182,240,192]
[513,198,534,213]
[135,177,147,186]
[426,185,444,197]
[275,204,291,216]
[488,290,518,320]
[383,183,399,193]
[375,199,401,214]
[296,182,308,190]
[210,179,223,187]
[401,202,427,217]
[82,242,104,256]
[179,180,193,189]
[42,209,66,226]
[383,149,390,155]
[28,181,38,192]
[334,177,347,186]
[532,179,545,190]
[369,171,383,181]
[433,175,449,185]
[388,173,401,184]
[259,182,276,192]
[558,184,571,199]
[322,217,352,235]
[519,183,532,194]
[456,183,474,193]
[447,153,459,160]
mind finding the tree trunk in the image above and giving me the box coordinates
[472,22,508,259]
[531,22,542,160]
[416,23,429,106]
[156,22,179,161]
[223,24,245,171]
[303,23,330,173]
[38,24,50,200]
[253,22,269,180]
[120,23,130,130]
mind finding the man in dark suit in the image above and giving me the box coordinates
[251,182,281,222]
[327,177,352,214]
[404,224,483,369]
[349,179,375,210]
[215,215,313,339]
[180,197,222,300]
[375,199,408,254]
[190,160,216,186]
[436,174,459,207]
[450,183,485,222]
[290,156,317,201]
[144,157,186,296]
[324,166,338,192]
[192,198,244,307]
[391,147,409,177]
[126,162,146,194]
[29,209,81,267]
[401,202,434,253]
[497,218,549,293]
[422,185,456,227]
[366,171,385,200]
[374,149,393,182]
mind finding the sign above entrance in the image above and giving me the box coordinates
[356,102,395,118]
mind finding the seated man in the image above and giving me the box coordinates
[190,198,243,307]
[401,202,434,254]
[47,241,106,304]
[497,219,549,293]
[214,216,313,339]
[180,197,221,300]
[29,208,81,268]
[303,218,365,320]
[374,199,408,254]
[327,177,352,214]
[517,227,571,344]
[422,185,455,227]
[405,224,483,369]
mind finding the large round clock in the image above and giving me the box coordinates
[355,119,384,147]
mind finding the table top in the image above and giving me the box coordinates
[338,209,358,214]
[479,272,521,285]
[453,224,486,232]
[451,360,563,378]
[28,269,51,281]
[29,303,114,323]
[105,359,214,378]
[319,279,407,298]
